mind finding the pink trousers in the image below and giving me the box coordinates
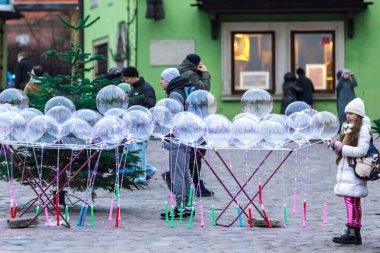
[344,196,362,228]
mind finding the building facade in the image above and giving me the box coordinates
[84,0,379,121]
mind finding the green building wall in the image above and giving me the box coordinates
[85,0,380,122]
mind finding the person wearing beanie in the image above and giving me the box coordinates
[296,67,315,106]
[178,53,211,91]
[159,68,195,219]
[121,66,157,183]
[106,67,122,85]
[328,97,371,245]
[178,54,213,197]
[336,68,358,126]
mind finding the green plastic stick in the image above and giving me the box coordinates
[179,203,183,224]
[165,201,169,223]
[90,205,95,227]
[115,184,120,202]
[170,206,175,228]
[187,185,193,206]
[211,204,216,226]
[187,207,194,229]
[65,206,69,222]
[35,206,40,227]
[284,203,288,225]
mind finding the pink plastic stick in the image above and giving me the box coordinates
[108,199,114,221]
[169,192,174,210]
[302,200,306,228]
[44,207,51,227]
[118,205,121,221]
[200,204,204,227]
[323,201,327,224]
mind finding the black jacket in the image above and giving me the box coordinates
[127,77,156,109]
[14,58,33,90]
[281,81,303,114]
[166,76,191,106]
[296,75,315,105]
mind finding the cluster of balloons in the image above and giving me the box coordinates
[0,86,340,149]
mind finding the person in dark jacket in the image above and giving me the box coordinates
[159,68,193,219]
[122,66,157,183]
[178,53,211,91]
[105,67,122,85]
[281,72,303,114]
[14,52,33,90]
[296,67,315,106]
[178,54,213,196]
[336,69,358,126]
[122,66,156,109]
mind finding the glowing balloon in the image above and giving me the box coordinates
[1,111,27,142]
[104,108,126,118]
[61,118,92,148]
[185,90,217,119]
[233,113,260,123]
[0,88,29,110]
[45,96,76,114]
[96,85,128,115]
[241,89,273,118]
[260,120,287,148]
[0,112,13,140]
[156,98,184,117]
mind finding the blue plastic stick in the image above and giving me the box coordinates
[76,204,84,226]
[81,205,89,226]
[237,207,243,227]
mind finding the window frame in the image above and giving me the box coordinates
[290,30,336,94]
[221,21,344,101]
[93,37,108,78]
[230,31,276,95]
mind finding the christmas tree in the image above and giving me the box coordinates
[0,15,145,204]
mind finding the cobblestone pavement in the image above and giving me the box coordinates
[0,139,380,253]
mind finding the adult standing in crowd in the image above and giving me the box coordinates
[177,53,213,197]
[336,69,358,127]
[296,67,315,107]
[122,66,157,183]
[14,52,33,90]
[24,66,44,96]
[281,72,303,114]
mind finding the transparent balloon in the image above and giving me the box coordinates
[260,120,288,148]
[0,88,29,110]
[172,112,207,145]
[204,114,233,147]
[96,85,128,115]
[104,108,126,118]
[61,118,92,148]
[286,111,313,130]
[126,105,153,121]
[46,106,73,124]
[151,121,171,139]
[185,90,217,119]
[124,110,154,142]
[232,117,260,147]
[313,111,340,139]
[284,101,310,116]
[241,89,273,118]
[156,98,184,117]
[92,116,125,147]
[74,109,101,126]
[45,96,76,114]
[1,111,27,142]
[149,106,172,128]
[25,115,59,146]
[0,112,13,140]
[232,113,260,124]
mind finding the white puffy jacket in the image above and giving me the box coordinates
[334,116,371,198]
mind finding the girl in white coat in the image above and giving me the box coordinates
[329,97,371,245]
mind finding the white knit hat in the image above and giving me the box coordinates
[345,98,365,117]
[161,68,180,82]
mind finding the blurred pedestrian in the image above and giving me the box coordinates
[296,67,315,106]
[336,69,358,126]
[24,66,44,96]
[14,52,33,90]
[281,72,303,114]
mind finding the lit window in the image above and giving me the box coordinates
[291,32,335,92]
[232,32,275,94]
